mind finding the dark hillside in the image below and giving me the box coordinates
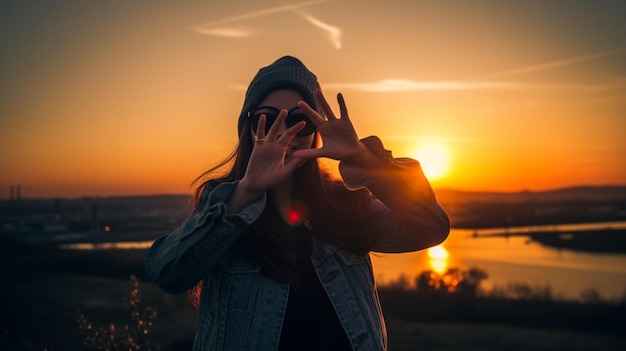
[435,185,626,228]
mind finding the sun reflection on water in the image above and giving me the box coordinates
[60,241,153,250]
[427,244,449,275]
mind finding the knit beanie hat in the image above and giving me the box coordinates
[237,56,321,137]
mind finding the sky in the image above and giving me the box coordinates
[1,0,625,199]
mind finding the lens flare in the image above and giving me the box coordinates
[283,200,309,226]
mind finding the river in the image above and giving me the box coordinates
[60,221,626,301]
[371,221,626,300]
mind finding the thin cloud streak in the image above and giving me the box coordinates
[191,0,341,48]
[193,27,257,38]
[231,79,618,92]
[192,0,327,35]
[486,50,621,78]
[534,83,623,91]
[325,79,522,92]
[296,11,341,49]
[381,135,483,144]
[226,81,513,92]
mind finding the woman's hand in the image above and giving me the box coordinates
[295,90,374,166]
[238,110,307,194]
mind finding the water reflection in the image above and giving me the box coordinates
[470,220,626,236]
[427,245,449,275]
[59,221,626,299]
[60,241,153,250]
[371,221,626,300]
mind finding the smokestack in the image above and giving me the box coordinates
[10,185,14,201]
[91,198,100,234]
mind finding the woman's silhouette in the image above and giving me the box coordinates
[146,56,450,350]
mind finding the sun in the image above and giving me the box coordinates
[427,245,449,260]
[413,145,448,180]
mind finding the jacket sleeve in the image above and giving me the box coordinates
[145,181,266,294]
[339,136,450,253]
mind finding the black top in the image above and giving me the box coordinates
[277,229,353,351]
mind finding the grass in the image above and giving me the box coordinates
[2,237,625,350]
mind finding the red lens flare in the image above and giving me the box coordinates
[283,200,308,226]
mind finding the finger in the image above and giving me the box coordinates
[265,109,288,140]
[337,93,351,121]
[278,120,306,143]
[315,89,337,120]
[297,100,326,127]
[293,147,326,160]
[252,114,266,142]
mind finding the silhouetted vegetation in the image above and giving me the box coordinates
[378,268,626,335]
[76,275,158,351]
[2,236,625,350]
[526,229,626,254]
[3,184,626,350]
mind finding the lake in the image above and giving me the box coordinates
[60,221,626,301]
[371,221,626,300]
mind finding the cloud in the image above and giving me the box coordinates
[196,0,327,27]
[191,0,341,49]
[380,135,482,143]
[486,50,622,78]
[193,27,258,38]
[227,80,520,92]
[325,79,522,92]
[296,11,341,49]
[231,78,620,93]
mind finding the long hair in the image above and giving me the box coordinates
[186,118,377,306]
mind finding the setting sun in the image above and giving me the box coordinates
[428,245,449,260]
[414,145,449,180]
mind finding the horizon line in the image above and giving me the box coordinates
[2,183,626,201]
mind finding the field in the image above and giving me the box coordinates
[2,237,625,351]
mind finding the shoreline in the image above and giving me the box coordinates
[3,237,625,350]
[5,273,625,350]
[9,219,626,255]
[471,228,626,254]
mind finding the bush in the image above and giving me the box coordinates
[77,275,159,351]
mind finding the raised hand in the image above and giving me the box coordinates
[294,90,371,165]
[238,110,307,194]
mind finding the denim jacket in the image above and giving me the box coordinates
[146,136,450,351]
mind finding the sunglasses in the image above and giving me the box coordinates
[248,106,316,136]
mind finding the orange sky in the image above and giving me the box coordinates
[1,0,625,199]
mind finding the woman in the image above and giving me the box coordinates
[146,56,450,351]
